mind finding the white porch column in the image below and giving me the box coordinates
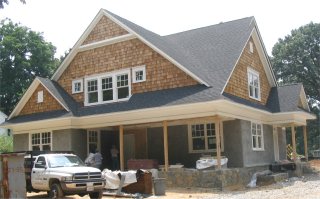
[119,125,124,171]
[273,126,279,161]
[291,124,297,161]
[163,121,169,172]
[303,125,308,161]
[215,121,222,169]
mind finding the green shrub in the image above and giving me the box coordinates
[0,135,13,153]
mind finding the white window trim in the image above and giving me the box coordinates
[84,69,131,106]
[72,79,83,94]
[29,131,52,151]
[87,129,100,154]
[188,121,224,153]
[251,122,264,151]
[37,90,43,103]
[132,65,146,83]
[247,67,261,101]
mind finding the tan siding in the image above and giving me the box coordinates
[19,84,64,116]
[58,38,198,103]
[224,37,271,105]
[82,16,128,45]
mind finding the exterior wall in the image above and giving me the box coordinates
[19,84,64,116]
[13,133,29,151]
[52,129,87,161]
[224,37,271,105]
[278,127,287,160]
[82,16,128,45]
[58,38,197,104]
[0,113,6,136]
[147,125,211,168]
[241,120,275,167]
[223,120,244,168]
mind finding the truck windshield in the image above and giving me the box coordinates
[48,155,85,168]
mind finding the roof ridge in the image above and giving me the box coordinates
[163,16,254,37]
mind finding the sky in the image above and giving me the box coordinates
[0,0,319,57]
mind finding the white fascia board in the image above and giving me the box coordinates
[8,78,41,120]
[102,10,209,87]
[78,34,136,52]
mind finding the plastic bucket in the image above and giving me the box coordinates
[153,178,166,196]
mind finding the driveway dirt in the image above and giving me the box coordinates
[27,160,320,199]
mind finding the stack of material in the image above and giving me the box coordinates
[122,170,153,194]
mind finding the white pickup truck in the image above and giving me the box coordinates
[25,152,105,199]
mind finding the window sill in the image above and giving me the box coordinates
[84,96,131,106]
[252,148,264,151]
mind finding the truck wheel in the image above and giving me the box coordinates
[49,183,64,199]
[89,191,102,199]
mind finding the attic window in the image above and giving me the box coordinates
[72,79,83,94]
[247,68,261,101]
[132,65,146,83]
[249,42,254,53]
[37,91,43,103]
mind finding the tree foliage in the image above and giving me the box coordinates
[0,0,25,9]
[272,22,320,152]
[0,135,13,153]
[272,22,320,108]
[0,19,59,115]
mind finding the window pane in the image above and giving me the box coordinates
[102,77,112,90]
[192,138,205,150]
[118,87,129,99]
[43,145,51,151]
[207,123,215,136]
[258,137,262,148]
[207,137,216,149]
[88,92,98,103]
[252,136,256,148]
[87,80,97,92]
[136,70,143,81]
[103,89,113,101]
[32,146,40,151]
[117,74,128,87]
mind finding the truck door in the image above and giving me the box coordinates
[31,156,47,190]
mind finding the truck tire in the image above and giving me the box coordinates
[89,191,102,199]
[49,183,64,199]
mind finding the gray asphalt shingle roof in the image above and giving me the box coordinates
[4,11,309,124]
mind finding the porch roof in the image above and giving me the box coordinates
[4,83,314,125]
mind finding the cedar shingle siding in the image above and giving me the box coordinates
[58,38,198,103]
[19,84,64,116]
[82,16,128,45]
[224,38,271,105]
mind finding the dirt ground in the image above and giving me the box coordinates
[27,160,320,199]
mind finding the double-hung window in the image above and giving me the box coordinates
[87,79,98,103]
[251,122,264,150]
[247,68,261,100]
[31,132,51,151]
[85,69,131,106]
[117,74,129,99]
[188,122,223,153]
[102,77,113,101]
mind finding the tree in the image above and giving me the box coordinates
[0,19,59,115]
[0,0,25,9]
[272,22,320,153]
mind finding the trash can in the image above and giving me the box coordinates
[153,178,166,196]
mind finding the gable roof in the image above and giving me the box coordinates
[266,83,310,113]
[8,77,77,120]
[52,9,276,92]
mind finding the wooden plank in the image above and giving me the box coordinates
[273,126,280,161]
[216,121,221,169]
[163,121,169,172]
[291,124,297,161]
[119,125,124,171]
[303,125,308,161]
